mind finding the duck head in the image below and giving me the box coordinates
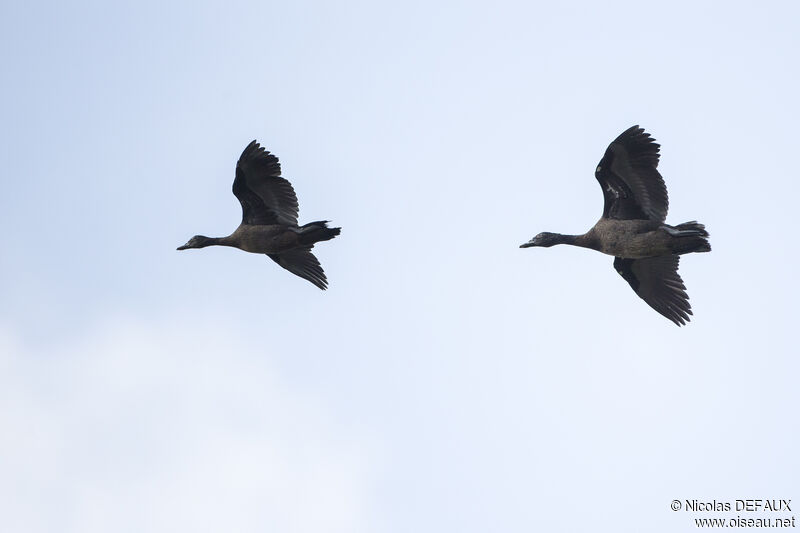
[520,232,562,248]
[177,235,214,250]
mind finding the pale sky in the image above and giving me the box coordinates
[1,1,798,532]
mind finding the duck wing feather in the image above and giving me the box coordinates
[614,255,692,326]
[595,126,669,222]
[233,141,299,226]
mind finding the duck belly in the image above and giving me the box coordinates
[592,219,670,258]
[232,225,300,254]
[605,232,672,258]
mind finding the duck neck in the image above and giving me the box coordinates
[555,233,597,250]
[210,236,236,247]
[554,234,579,245]
[197,236,229,248]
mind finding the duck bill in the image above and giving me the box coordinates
[176,244,190,250]
[520,240,536,248]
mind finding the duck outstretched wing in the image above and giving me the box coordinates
[268,248,329,290]
[614,255,692,326]
[595,126,669,222]
[233,141,299,226]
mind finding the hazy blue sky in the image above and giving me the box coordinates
[1,1,798,531]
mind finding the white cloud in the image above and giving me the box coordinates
[0,317,374,533]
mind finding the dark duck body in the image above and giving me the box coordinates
[521,126,710,325]
[178,141,340,290]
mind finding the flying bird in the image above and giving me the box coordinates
[178,141,340,290]
[520,126,710,325]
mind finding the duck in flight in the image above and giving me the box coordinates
[520,126,710,325]
[178,141,340,290]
